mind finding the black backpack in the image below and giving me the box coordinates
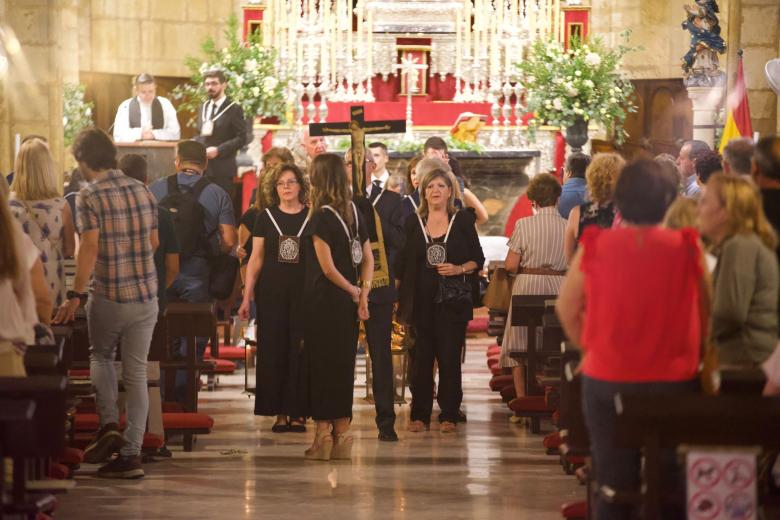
[159,175,211,259]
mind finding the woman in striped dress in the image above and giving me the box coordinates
[499,174,568,400]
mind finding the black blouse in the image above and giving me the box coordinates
[397,209,485,325]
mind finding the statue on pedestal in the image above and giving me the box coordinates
[681,0,726,87]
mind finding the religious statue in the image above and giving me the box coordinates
[681,0,726,87]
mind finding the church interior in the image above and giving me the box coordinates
[1,0,780,519]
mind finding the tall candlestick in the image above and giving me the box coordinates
[456,9,462,78]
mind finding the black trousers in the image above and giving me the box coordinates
[410,308,466,424]
[365,302,396,432]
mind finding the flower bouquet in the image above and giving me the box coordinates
[63,83,94,147]
[517,32,637,144]
[172,15,289,126]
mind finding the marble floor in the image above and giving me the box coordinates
[57,334,582,519]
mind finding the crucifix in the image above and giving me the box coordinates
[309,105,406,197]
[395,53,428,142]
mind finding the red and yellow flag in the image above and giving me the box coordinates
[719,52,753,154]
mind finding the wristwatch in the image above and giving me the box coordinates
[66,290,88,303]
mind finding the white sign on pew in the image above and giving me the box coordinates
[686,450,757,520]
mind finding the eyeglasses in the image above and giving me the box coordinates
[276,180,299,188]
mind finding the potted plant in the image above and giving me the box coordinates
[517,32,637,151]
[172,15,289,128]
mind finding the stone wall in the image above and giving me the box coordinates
[77,0,244,78]
[0,0,79,181]
[728,0,780,138]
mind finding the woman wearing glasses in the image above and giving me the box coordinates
[239,163,310,433]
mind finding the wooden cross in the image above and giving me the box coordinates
[309,105,406,197]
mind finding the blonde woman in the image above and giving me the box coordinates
[396,169,485,434]
[564,153,626,262]
[0,181,52,375]
[302,153,373,461]
[698,174,779,367]
[10,138,76,307]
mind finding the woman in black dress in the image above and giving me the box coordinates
[397,168,485,434]
[302,153,373,461]
[238,163,309,433]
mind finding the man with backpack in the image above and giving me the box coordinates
[149,140,237,403]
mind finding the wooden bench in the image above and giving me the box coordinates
[507,295,561,433]
[0,376,70,518]
[615,393,780,518]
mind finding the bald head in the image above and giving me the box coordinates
[300,128,326,159]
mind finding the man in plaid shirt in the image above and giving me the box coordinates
[54,128,159,479]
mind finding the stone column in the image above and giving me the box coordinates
[686,86,724,149]
[0,0,79,187]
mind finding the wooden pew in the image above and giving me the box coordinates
[0,376,70,517]
[162,302,218,450]
[508,294,561,433]
[615,393,780,519]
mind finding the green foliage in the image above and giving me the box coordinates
[62,83,94,147]
[334,136,482,154]
[516,31,638,143]
[171,15,289,127]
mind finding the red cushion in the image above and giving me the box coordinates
[500,385,517,401]
[205,345,248,361]
[59,447,84,465]
[467,316,489,333]
[486,346,501,357]
[162,412,214,431]
[48,462,70,480]
[543,431,561,450]
[489,364,503,376]
[68,369,90,378]
[143,432,164,449]
[487,355,500,368]
[561,501,587,519]
[508,396,553,413]
[213,359,236,373]
[489,374,513,392]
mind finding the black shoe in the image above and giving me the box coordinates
[288,420,306,433]
[378,429,399,442]
[97,455,144,479]
[271,422,290,433]
[458,410,467,423]
[84,423,125,464]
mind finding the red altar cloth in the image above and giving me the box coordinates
[302,101,534,127]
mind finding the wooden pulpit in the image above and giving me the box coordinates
[116,140,177,183]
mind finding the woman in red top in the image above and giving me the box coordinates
[556,160,710,520]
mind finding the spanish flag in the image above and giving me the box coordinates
[719,50,753,154]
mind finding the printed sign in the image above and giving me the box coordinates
[687,451,757,520]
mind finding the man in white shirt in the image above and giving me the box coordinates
[367,142,390,203]
[113,73,181,143]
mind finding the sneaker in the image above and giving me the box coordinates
[84,423,125,464]
[378,429,399,442]
[97,455,144,479]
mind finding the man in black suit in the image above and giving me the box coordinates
[347,148,405,441]
[194,69,247,198]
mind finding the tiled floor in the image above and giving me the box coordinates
[58,334,581,519]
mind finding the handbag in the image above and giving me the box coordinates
[435,275,472,308]
[482,267,513,312]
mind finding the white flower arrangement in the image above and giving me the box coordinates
[517,32,638,143]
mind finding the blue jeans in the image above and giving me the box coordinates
[87,295,158,457]
[582,376,696,520]
[167,257,211,404]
